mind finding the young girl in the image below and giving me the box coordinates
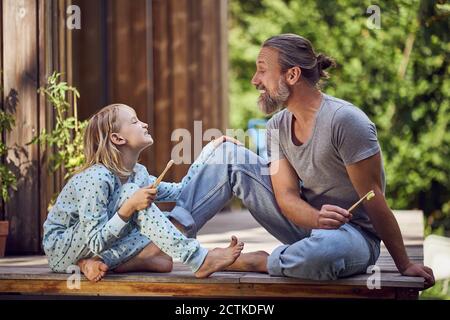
[43,103,244,282]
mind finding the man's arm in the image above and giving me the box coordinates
[346,152,435,288]
[270,158,351,229]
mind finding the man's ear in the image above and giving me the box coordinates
[110,132,126,146]
[285,66,301,85]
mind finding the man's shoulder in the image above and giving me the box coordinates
[323,93,354,108]
[323,94,372,126]
[266,109,289,129]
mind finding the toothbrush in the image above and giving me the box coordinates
[152,160,175,188]
[348,190,375,213]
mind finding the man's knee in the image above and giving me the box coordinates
[214,142,247,164]
[270,241,347,281]
[296,250,346,280]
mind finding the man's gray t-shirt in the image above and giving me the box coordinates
[266,93,385,242]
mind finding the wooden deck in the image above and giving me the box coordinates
[0,210,424,299]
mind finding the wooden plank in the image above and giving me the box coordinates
[151,0,177,212]
[38,0,56,254]
[71,0,105,120]
[187,0,202,129]
[49,0,64,192]
[107,0,154,171]
[219,0,229,132]
[200,0,214,132]
[210,0,220,130]
[152,0,173,184]
[3,0,40,254]
[396,287,420,300]
[0,279,397,299]
[169,0,191,181]
[0,0,3,217]
[0,260,424,289]
[239,271,423,288]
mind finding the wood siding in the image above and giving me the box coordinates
[0,0,228,254]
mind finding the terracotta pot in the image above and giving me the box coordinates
[0,221,9,257]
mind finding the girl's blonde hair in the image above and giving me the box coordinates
[79,103,133,179]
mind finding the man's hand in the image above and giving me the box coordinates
[346,153,436,289]
[401,262,435,289]
[316,204,353,229]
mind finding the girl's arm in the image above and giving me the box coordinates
[78,177,128,255]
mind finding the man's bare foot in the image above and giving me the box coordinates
[195,236,244,278]
[114,243,173,273]
[225,250,269,273]
[77,258,109,282]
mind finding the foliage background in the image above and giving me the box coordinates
[229,0,450,236]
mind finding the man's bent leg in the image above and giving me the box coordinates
[267,224,372,280]
[167,142,310,244]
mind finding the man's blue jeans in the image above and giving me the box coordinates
[167,142,380,280]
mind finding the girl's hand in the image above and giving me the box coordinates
[128,186,157,211]
[118,186,157,221]
[212,135,243,148]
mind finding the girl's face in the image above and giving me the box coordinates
[111,105,154,151]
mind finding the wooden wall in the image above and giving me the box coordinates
[151,0,229,182]
[73,0,229,181]
[1,0,228,254]
[2,0,42,254]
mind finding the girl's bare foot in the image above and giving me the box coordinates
[114,243,173,273]
[77,258,109,282]
[225,250,269,273]
[195,236,244,278]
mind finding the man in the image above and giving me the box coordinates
[166,34,434,286]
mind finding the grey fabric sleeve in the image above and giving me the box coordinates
[331,106,381,165]
[266,117,286,163]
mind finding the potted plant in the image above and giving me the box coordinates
[29,72,87,210]
[0,105,17,257]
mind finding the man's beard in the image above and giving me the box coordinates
[257,78,290,114]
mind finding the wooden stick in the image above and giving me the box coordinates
[348,190,375,213]
[151,160,174,188]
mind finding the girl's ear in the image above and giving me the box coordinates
[110,132,126,146]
